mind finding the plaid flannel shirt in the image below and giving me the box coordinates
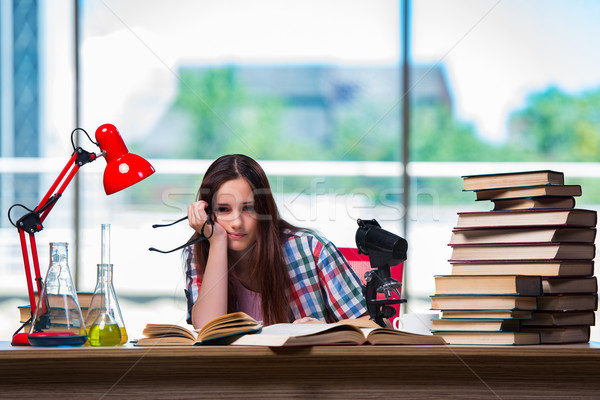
[184,229,367,324]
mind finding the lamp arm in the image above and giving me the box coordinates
[18,229,40,317]
[11,148,100,319]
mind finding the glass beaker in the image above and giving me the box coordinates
[86,263,128,345]
[29,242,87,346]
[85,224,128,346]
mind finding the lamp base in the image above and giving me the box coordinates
[11,332,31,346]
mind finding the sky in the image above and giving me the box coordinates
[76,0,600,143]
[412,0,600,142]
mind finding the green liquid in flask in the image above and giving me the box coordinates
[119,326,128,345]
[88,315,122,346]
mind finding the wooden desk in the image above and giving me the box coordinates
[1,341,600,399]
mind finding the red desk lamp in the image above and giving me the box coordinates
[8,124,155,346]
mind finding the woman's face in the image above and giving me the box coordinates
[214,178,258,252]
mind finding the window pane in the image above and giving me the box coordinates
[410,0,600,312]
[0,0,77,339]
[78,0,404,332]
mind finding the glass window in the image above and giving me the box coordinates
[2,0,600,342]
[1,0,78,339]
[76,0,404,334]
[410,0,600,314]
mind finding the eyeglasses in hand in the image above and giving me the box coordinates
[148,212,214,254]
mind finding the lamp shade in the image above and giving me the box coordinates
[95,124,155,195]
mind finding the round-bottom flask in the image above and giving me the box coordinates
[85,263,128,346]
[29,242,87,347]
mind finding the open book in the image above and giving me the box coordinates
[136,312,262,346]
[231,318,446,346]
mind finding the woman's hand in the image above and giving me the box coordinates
[293,317,324,324]
[187,201,227,245]
[188,200,229,329]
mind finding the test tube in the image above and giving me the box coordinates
[101,223,110,266]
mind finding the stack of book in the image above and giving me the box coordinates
[431,170,598,345]
[17,292,93,332]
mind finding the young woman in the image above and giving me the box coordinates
[184,154,366,328]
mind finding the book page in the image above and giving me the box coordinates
[230,323,362,346]
[362,327,447,345]
[143,324,196,341]
[336,318,380,329]
[252,323,343,336]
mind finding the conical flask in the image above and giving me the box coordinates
[85,224,128,346]
[29,242,87,346]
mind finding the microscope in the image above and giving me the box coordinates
[355,219,408,327]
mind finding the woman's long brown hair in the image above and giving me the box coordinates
[190,154,297,324]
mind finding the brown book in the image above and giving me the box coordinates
[449,243,596,261]
[434,275,542,296]
[455,209,596,229]
[136,312,263,346]
[430,295,537,311]
[32,291,93,306]
[432,331,540,345]
[491,196,576,211]
[18,291,93,322]
[449,227,596,245]
[462,170,564,191]
[230,318,446,346]
[520,311,595,327]
[430,318,520,332]
[521,326,590,344]
[75,292,94,306]
[542,276,598,294]
[474,185,582,201]
[441,310,533,319]
[19,306,89,323]
[450,260,594,277]
[536,294,598,312]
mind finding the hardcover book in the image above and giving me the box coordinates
[17,291,93,322]
[462,170,564,191]
[542,276,598,294]
[520,311,595,327]
[449,243,595,261]
[434,275,542,296]
[474,185,582,201]
[491,196,575,211]
[430,318,520,332]
[535,294,598,312]
[455,209,596,229]
[520,326,590,344]
[430,295,537,311]
[432,331,540,345]
[449,260,594,277]
[230,318,446,346]
[136,312,262,346]
[441,310,533,320]
[449,227,596,245]
[19,306,89,323]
